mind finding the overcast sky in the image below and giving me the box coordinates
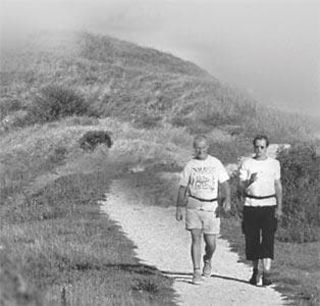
[1,0,319,117]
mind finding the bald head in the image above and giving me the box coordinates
[193,135,209,160]
[193,135,208,147]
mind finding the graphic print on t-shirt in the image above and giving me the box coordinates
[190,166,216,193]
[179,155,229,200]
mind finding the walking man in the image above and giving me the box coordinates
[176,135,231,284]
[239,135,283,286]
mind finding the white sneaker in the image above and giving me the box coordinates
[192,270,203,285]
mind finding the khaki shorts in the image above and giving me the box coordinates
[186,208,220,234]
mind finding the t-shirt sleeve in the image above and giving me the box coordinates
[179,163,191,187]
[217,160,229,183]
[274,160,281,180]
[239,159,249,181]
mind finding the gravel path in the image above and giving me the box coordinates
[100,179,288,306]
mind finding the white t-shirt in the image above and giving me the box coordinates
[239,157,281,207]
[179,155,229,200]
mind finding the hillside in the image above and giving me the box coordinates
[1,31,320,305]
[1,31,317,141]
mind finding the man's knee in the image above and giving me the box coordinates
[191,229,202,241]
[204,234,217,246]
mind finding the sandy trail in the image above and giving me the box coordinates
[100,179,288,306]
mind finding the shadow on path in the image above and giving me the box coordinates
[90,263,249,285]
[161,270,249,285]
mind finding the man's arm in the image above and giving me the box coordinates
[220,181,231,212]
[176,185,187,221]
[238,168,256,217]
[274,179,283,219]
[238,173,257,196]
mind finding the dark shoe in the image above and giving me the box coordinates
[262,272,272,286]
[249,268,259,285]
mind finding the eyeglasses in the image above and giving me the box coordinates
[254,145,265,149]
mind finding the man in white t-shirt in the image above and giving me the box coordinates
[176,135,231,284]
[239,135,283,286]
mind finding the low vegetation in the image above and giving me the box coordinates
[1,31,318,143]
[0,119,183,305]
[28,85,91,123]
[277,143,320,242]
[1,170,176,306]
[1,31,320,305]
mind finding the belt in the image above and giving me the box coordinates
[189,195,218,202]
[245,193,276,200]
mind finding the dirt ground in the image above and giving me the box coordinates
[101,178,290,306]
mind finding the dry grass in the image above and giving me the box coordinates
[2,30,317,143]
[0,119,187,305]
[1,115,319,305]
[1,30,319,305]
[1,168,176,306]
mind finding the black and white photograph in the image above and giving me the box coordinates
[1,0,319,305]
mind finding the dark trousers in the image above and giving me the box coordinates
[242,206,277,260]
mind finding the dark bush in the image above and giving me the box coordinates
[79,130,112,151]
[277,144,320,242]
[29,85,89,122]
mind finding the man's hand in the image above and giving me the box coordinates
[274,179,283,220]
[176,206,183,221]
[220,181,231,213]
[222,198,231,212]
[275,207,282,220]
[249,172,258,184]
[176,186,187,221]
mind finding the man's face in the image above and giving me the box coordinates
[194,139,209,160]
[253,139,268,159]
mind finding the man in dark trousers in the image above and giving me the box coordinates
[239,135,283,286]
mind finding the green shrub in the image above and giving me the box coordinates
[29,85,89,122]
[277,144,320,242]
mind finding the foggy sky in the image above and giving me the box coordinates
[1,0,319,117]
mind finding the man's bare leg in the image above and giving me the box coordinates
[263,258,272,271]
[203,234,217,277]
[190,229,202,284]
[203,234,217,260]
[262,258,273,285]
[190,229,202,269]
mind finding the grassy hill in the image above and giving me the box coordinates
[1,31,319,305]
[1,31,318,141]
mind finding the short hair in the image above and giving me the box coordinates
[253,134,269,147]
[193,135,208,147]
